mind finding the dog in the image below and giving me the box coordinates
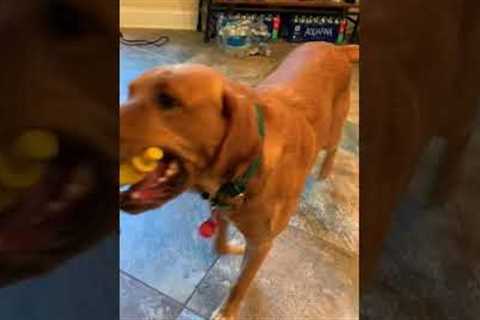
[0,1,118,287]
[360,0,480,287]
[120,42,359,319]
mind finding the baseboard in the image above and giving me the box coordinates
[120,6,197,30]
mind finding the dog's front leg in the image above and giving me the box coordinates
[215,217,245,255]
[213,240,273,320]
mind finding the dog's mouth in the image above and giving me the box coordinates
[0,133,112,253]
[119,149,189,214]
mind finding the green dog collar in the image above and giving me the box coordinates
[210,104,265,209]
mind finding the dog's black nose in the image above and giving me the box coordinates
[200,192,210,200]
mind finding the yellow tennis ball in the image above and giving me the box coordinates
[13,129,59,160]
[119,148,162,186]
[119,163,146,186]
[143,147,163,161]
[131,155,158,173]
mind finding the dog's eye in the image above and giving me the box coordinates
[45,1,98,38]
[156,93,178,110]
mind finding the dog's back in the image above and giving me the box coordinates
[257,42,358,166]
[259,42,357,108]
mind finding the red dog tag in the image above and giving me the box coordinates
[198,218,218,238]
[198,209,224,238]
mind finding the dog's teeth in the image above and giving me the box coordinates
[165,162,178,176]
[157,177,167,183]
[169,161,179,172]
[131,192,141,199]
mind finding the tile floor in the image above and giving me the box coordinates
[361,112,480,319]
[120,30,359,320]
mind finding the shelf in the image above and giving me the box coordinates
[201,0,359,42]
[213,0,358,9]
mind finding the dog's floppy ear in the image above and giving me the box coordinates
[212,82,262,180]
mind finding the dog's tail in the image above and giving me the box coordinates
[339,44,360,63]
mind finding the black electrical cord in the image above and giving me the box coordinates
[120,32,170,47]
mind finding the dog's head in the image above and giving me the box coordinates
[0,1,117,286]
[119,65,262,213]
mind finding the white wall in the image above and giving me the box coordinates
[120,0,198,30]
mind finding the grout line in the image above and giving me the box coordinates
[181,254,222,309]
[287,224,357,258]
[120,255,219,320]
[120,270,185,308]
[177,306,208,320]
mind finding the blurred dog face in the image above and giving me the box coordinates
[0,1,117,286]
[119,65,261,213]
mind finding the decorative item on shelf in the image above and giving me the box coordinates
[216,13,272,57]
[336,18,348,44]
[271,15,281,41]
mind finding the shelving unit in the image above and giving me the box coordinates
[197,0,359,43]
